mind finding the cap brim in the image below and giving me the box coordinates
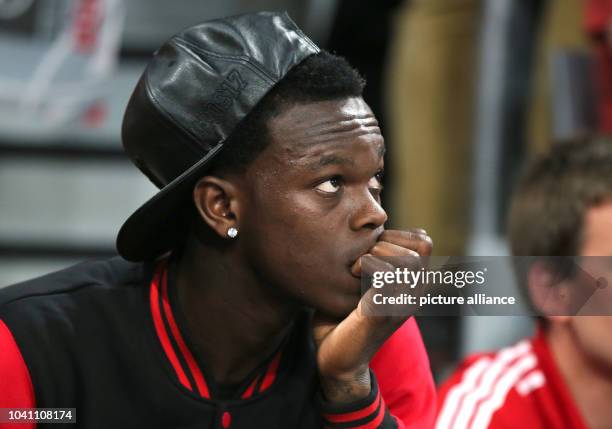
[116,144,224,262]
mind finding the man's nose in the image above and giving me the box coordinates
[349,190,388,231]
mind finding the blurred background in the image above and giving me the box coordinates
[1,0,611,383]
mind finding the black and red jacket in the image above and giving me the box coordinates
[0,257,435,428]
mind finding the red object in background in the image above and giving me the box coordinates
[82,101,107,127]
[73,0,100,53]
[585,0,612,134]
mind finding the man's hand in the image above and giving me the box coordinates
[312,229,433,404]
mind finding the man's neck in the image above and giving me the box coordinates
[547,323,612,429]
[174,239,300,386]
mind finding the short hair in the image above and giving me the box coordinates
[507,138,612,310]
[209,50,366,175]
[508,138,612,258]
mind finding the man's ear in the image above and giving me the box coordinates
[192,175,242,239]
[526,261,571,323]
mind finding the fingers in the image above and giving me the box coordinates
[356,230,430,320]
[358,251,422,320]
[351,229,431,277]
[378,229,433,257]
[369,241,419,258]
[351,251,396,278]
[368,241,421,273]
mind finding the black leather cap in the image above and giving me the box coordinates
[117,11,319,261]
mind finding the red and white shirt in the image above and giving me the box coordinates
[436,328,588,429]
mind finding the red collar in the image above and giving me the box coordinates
[149,259,283,400]
[532,324,589,429]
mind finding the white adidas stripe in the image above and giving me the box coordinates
[436,357,492,429]
[436,340,534,429]
[469,353,538,428]
[516,369,545,396]
[450,340,532,429]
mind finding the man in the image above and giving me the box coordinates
[436,139,612,428]
[0,12,435,428]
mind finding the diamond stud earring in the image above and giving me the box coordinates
[227,227,238,238]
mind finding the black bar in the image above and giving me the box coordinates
[0,242,117,259]
[0,142,128,161]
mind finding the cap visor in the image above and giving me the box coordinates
[116,144,224,261]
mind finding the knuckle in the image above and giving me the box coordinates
[371,242,386,254]
[420,238,433,252]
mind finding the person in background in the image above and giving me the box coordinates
[436,138,612,429]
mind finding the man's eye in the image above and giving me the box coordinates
[368,173,384,191]
[316,177,342,194]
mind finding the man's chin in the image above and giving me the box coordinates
[312,294,361,320]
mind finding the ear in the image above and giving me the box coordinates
[193,175,242,239]
[526,261,571,323]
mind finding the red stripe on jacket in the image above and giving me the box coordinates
[0,319,36,429]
